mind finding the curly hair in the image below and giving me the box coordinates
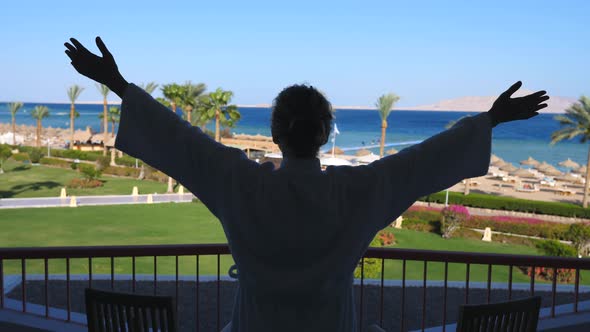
[271,84,334,158]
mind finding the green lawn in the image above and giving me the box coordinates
[2,203,586,284]
[0,159,167,198]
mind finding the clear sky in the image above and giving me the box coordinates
[0,0,588,107]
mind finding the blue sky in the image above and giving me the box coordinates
[0,0,588,106]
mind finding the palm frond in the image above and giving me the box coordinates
[67,85,85,103]
[139,82,159,95]
[375,93,400,120]
[31,105,50,120]
[96,84,110,98]
[8,102,23,116]
[551,96,590,145]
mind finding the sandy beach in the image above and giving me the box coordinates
[0,123,70,147]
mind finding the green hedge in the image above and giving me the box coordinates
[40,157,72,168]
[103,166,141,178]
[49,149,102,161]
[421,191,590,218]
[11,152,30,162]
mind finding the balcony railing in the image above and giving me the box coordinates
[1,244,590,331]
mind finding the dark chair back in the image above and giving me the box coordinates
[456,296,541,332]
[85,288,177,332]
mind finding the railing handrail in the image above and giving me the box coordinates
[1,244,589,269]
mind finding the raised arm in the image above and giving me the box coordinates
[364,82,549,230]
[64,37,258,217]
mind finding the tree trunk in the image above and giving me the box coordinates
[70,103,75,149]
[187,106,192,124]
[111,120,116,137]
[584,145,590,208]
[464,178,471,195]
[379,119,387,158]
[167,102,177,190]
[103,98,108,156]
[167,176,174,193]
[36,120,41,147]
[215,109,220,142]
[12,118,16,146]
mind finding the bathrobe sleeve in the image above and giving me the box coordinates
[361,112,492,231]
[114,84,258,218]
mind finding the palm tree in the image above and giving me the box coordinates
[376,93,400,157]
[98,106,121,137]
[67,85,84,149]
[8,102,23,145]
[551,96,590,207]
[161,83,184,193]
[139,82,159,95]
[31,106,50,147]
[97,84,110,156]
[179,81,206,124]
[161,83,182,115]
[196,88,240,142]
[446,116,472,195]
[108,106,121,137]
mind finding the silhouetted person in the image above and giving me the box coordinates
[64,37,549,332]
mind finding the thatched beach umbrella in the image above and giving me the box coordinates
[491,159,506,167]
[576,165,587,174]
[520,156,539,167]
[535,161,552,171]
[355,148,372,156]
[320,157,352,166]
[355,153,380,164]
[543,167,563,177]
[559,158,581,169]
[500,164,517,172]
[511,168,536,178]
[556,173,579,183]
[386,148,398,155]
[490,154,501,163]
[325,146,344,155]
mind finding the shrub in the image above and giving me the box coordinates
[354,237,383,279]
[11,152,29,162]
[70,162,78,170]
[102,166,141,178]
[67,178,103,189]
[524,266,575,283]
[440,205,470,238]
[29,149,44,163]
[565,223,590,255]
[535,239,576,257]
[116,155,141,167]
[378,231,396,246]
[96,156,110,170]
[79,164,102,180]
[421,191,590,218]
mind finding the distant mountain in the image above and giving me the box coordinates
[405,90,577,113]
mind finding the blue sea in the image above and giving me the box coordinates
[0,102,586,170]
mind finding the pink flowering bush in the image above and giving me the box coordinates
[441,205,470,238]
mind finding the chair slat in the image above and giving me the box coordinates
[85,288,176,332]
[456,296,541,332]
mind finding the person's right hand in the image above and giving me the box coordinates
[487,81,549,127]
[64,37,128,97]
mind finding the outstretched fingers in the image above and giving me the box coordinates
[95,36,113,59]
[69,38,89,53]
[502,81,523,98]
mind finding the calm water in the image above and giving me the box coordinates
[0,102,586,169]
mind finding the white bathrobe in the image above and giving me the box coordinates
[115,84,492,332]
